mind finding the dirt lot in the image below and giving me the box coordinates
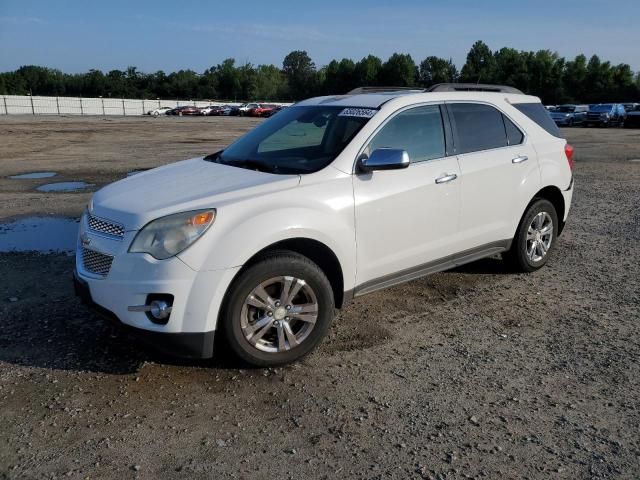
[1,116,639,479]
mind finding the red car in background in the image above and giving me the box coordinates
[249,104,278,117]
[167,106,200,116]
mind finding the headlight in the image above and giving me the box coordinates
[600,113,610,118]
[129,209,216,260]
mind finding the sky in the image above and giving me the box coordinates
[1,0,639,73]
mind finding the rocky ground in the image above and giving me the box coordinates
[0,117,639,479]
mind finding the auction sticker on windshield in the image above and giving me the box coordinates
[338,108,377,118]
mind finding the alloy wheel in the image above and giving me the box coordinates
[240,276,318,353]
[526,211,553,262]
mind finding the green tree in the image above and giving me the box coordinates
[379,53,417,86]
[493,48,528,90]
[354,55,382,86]
[460,40,496,84]
[418,56,458,87]
[562,54,588,102]
[282,50,316,100]
[251,64,285,100]
[526,50,565,104]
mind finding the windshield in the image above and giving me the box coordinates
[556,106,576,113]
[590,104,613,112]
[209,105,374,174]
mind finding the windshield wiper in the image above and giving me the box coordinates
[209,154,277,174]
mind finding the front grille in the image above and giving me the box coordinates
[88,214,125,238]
[82,248,114,277]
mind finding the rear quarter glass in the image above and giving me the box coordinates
[514,103,563,138]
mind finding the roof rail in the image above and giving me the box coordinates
[426,83,524,94]
[347,86,426,95]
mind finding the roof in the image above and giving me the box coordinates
[295,89,539,109]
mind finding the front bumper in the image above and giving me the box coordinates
[74,212,241,358]
[73,270,216,358]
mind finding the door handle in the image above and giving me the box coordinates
[512,155,528,164]
[435,173,458,184]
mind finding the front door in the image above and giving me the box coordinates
[353,104,461,289]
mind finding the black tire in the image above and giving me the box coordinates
[220,251,335,367]
[504,198,558,273]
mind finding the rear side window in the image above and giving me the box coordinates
[503,115,524,146]
[514,102,562,138]
[449,103,507,154]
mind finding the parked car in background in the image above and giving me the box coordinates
[214,105,237,116]
[585,104,627,127]
[624,104,640,128]
[238,103,260,116]
[249,104,279,117]
[168,106,201,116]
[146,107,172,117]
[545,105,557,111]
[199,106,218,116]
[75,84,574,366]
[550,104,589,126]
[622,103,639,112]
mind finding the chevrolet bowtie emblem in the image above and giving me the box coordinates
[80,233,91,246]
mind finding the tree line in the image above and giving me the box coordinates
[1,41,638,104]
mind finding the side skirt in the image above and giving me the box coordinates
[353,240,511,298]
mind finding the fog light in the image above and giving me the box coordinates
[128,294,174,324]
[149,300,171,320]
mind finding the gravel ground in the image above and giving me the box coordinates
[0,117,639,479]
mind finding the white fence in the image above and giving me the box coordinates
[0,95,256,116]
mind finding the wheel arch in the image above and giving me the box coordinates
[229,237,347,309]
[527,185,566,235]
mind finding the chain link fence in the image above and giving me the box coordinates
[0,95,248,116]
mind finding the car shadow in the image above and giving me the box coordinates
[447,256,510,275]
[0,253,244,374]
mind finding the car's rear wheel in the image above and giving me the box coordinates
[221,251,334,367]
[504,199,558,272]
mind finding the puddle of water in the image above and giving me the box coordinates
[629,159,640,163]
[8,171,58,179]
[37,181,94,192]
[0,217,79,253]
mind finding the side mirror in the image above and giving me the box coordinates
[359,148,410,173]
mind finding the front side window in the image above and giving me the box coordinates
[365,105,446,163]
[449,103,509,153]
[212,106,373,174]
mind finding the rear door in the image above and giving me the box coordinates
[447,102,539,248]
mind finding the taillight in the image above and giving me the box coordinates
[564,143,575,171]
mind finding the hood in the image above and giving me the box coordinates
[91,157,300,230]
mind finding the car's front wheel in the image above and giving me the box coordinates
[504,199,558,272]
[221,251,335,367]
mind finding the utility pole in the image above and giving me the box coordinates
[56,96,60,115]
[29,91,35,115]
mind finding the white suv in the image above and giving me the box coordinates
[74,84,574,366]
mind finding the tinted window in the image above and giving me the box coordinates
[514,103,562,138]
[503,115,524,146]
[449,103,507,154]
[366,105,445,163]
